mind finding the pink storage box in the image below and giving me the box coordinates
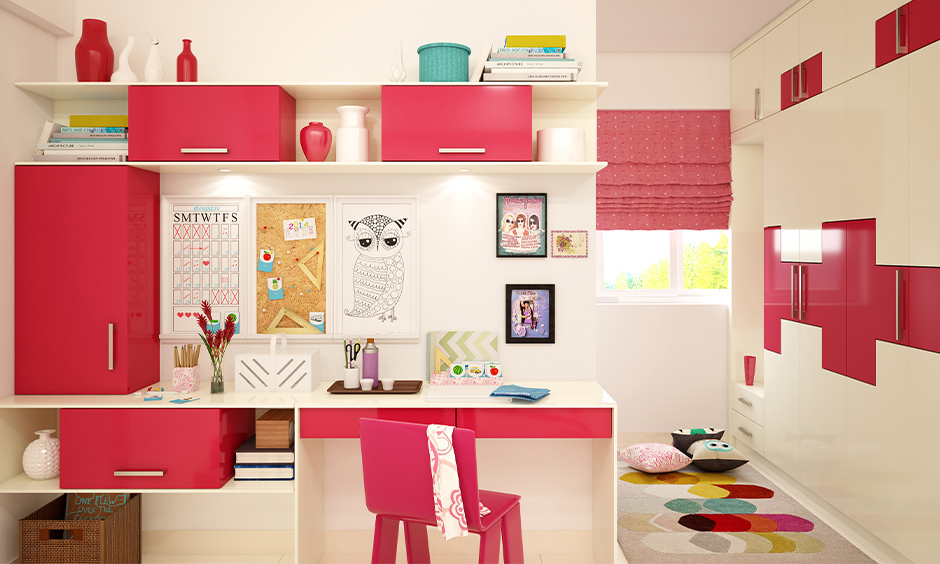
[172,366,199,393]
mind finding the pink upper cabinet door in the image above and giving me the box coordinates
[908,0,940,53]
[129,85,296,162]
[876,4,910,68]
[381,85,532,161]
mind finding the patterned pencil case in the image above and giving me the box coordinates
[489,384,551,402]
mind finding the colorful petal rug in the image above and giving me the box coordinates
[617,463,876,563]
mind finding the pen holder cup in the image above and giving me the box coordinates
[173,366,200,393]
[343,364,360,389]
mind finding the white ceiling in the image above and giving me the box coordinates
[598,0,801,52]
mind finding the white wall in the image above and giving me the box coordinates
[0,6,59,560]
[597,52,731,110]
[58,0,596,83]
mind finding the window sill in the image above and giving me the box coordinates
[595,293,730,306]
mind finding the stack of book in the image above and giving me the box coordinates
[33,115,129,162]
[233,435,295,481]
[481,35,581,82]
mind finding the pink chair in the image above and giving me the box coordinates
[359,418,524,564]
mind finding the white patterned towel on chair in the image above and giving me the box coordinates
[427,424,490,539]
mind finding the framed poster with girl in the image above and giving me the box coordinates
[496,193,547,257]
[505,284,555,344]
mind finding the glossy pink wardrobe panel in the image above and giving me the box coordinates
[60,408,254,489]
[764,227,789,353]
[381,85,532,161]
[129,85,296,161]
[15,166,160,394]
[803,222,847,376]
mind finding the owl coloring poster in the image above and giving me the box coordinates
[337,197,418,337]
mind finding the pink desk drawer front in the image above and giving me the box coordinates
[59,408,254,489]
[299,408,456,438]
[457,408,612,438]
[128,85,296,162]
[381,85,532,162]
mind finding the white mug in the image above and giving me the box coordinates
[360,378,374,391]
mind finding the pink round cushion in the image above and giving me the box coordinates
[618,442,692,473]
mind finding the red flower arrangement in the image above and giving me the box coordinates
[193,300,236,393]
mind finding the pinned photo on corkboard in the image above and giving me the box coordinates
[496,193,547,257]
[505,284,555,344]
[254,200,329,334]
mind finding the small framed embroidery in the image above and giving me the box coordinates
[496,193,547,257]
[505,284,555,344]
[550,230,588,258]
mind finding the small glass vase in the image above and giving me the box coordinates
[211,362,224,394]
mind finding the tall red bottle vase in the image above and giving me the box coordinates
[75,19,114,82]
[300,122,332,162]
[177,39,197,82]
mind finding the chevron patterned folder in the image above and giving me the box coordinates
[426,331,499,381]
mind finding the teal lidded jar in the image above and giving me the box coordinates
[417,42,471,82]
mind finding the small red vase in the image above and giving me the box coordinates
[300,122,332,162]
[75,19,114,82]
[177,39,197,82]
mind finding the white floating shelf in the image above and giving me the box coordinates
[0,472,294,494]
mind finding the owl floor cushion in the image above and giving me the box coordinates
[687,438,749,472]
[671,427,724,456]
[618,443,691,473]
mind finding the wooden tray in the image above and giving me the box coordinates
[327,380,423,394]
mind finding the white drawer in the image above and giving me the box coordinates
[730,382,764,425]
[729,409,764,455]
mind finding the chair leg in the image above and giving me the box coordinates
[372,516,400,564]
[500,503,524,563]
[478,525,502,564]
[403,521,431,564]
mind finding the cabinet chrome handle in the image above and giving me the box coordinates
[754,87,761,120]
[737,426,754,438]
[799,265,806,321]
[108,323,114,371]
[790,67,800,104]
[896,6,908,55]
[181,148,229,154]
[737,397,753,408]
[896,268,904,341]
[791,264,799,319]
[800,63,808,100]
[438,148,485,154]
[113,470,164,477]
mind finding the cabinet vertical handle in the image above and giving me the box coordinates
[799,265,806,321]
[791,67,800,104]
[896,6,908,55]
[800,63,808,100]
[754,88,761,120]
[791,264,799,319]
[737,426,754,438]
[108,323,114,371]
[896,269,904,341]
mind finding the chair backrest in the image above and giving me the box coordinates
[359,418,482,530]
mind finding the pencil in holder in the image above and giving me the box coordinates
[173,366,200,393]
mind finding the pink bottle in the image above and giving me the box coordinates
[177,39,197,82]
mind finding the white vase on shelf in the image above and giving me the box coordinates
[144,38,165,82]
[22,429,60,480]
[111,36,139,83]
[389,40,406,82]
[335,105,370,162]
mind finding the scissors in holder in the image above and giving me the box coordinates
[346,339,361,363]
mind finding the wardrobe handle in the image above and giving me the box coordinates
[180,148,229,154]
[737,397,753,408]
[754,87,761,120]
[113,470,165,477]
[108,323,114,370]
[438,148,486,154]
[791,264,799,320]
[896,268,904,341]
[896,6,908,55]
[791,67,800,104]
[800,63,808,99]
[799,265,806,321]
[737,426,754,438]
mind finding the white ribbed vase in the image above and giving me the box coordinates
[22,429,60,480]
[335,105,370,162]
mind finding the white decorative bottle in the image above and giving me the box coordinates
[144,38,165,82]
[335,105,370,162]
[389,40,406,82]
[110,36,139,82]
[22,429,60,480]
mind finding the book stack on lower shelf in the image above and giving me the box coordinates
[481,35,581,82]
[33,116,129,162]
[234,435,295,481]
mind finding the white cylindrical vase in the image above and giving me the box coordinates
[536,127,586,162]
[336,105,371,162]
[22,429,60,480]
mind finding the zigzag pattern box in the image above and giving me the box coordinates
[427,331,500,385]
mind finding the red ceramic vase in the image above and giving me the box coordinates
[75,19,114,82]
[300,122,332,162]
[177,39,197,82]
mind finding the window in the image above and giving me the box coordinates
[597,230,729,300]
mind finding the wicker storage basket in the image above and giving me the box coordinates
[417,42,470,82]
[19,493,141,564]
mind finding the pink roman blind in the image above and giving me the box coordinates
[596,110,732,230]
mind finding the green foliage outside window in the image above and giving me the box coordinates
[609,232,728,290]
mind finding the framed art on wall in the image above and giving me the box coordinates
[336,196,419,338]
[496,193,547,257]
[551,230,588,258]
[505,284,555,344]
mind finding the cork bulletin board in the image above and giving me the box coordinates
[254,200,329,334]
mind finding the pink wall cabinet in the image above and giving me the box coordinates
[779,53,823,110]
[60,408,254,489]
[128,85,296,162]
[381,85,532,161]
[877,0,940,67]
[15,166,160,395]
[908,0,940,52]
